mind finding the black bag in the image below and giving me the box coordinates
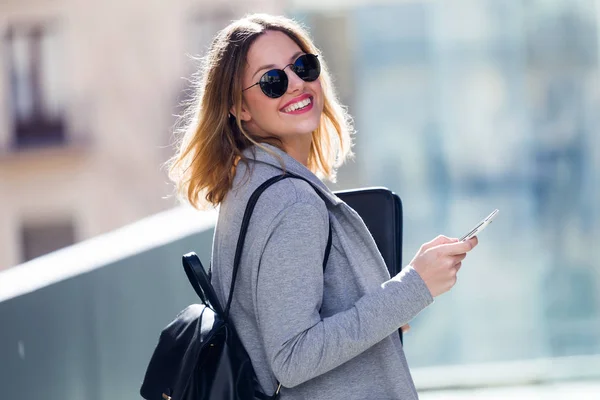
[335,187,404,342]
[140,173,332,400]
[334,187,403,277]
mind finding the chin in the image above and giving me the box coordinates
[292,116,321,136]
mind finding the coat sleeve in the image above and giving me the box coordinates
[255,201,433,388]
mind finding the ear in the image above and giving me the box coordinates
[230,103,252,122]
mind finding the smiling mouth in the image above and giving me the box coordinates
[282,96,313,113]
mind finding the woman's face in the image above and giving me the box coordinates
[238,30,324,145]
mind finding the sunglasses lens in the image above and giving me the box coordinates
[259,69,288,98]
[293,54,321,82]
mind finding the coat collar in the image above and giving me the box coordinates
[242,144,343,206]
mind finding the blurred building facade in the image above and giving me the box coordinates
[0,0,282,270]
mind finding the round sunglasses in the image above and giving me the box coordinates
[242,53,321,99]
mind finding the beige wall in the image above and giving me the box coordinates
[0,0,283,269]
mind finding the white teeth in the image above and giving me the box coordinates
[283,97,311,113]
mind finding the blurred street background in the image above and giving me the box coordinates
[0,0,599,398]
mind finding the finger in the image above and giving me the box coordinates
[454,261,463,272]
[445,255,465,269]
[401,324,411,333]
[441,253,465,269]
[422,235,458,251]
[437,240,476,255]
[454,253,467,263]
[469,236,479,248]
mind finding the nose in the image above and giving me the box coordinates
[286,68,304,94]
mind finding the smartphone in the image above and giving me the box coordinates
[459,209,499,241]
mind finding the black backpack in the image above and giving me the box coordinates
[140,173,332,400]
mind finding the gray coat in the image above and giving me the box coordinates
[211,144,433,399]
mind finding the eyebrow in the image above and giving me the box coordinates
[251,51,305,80]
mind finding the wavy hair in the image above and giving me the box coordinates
[167,14,354,209]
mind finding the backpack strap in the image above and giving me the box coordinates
[224,172,332,321]
[324,221,332,272]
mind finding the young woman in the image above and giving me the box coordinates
[168,13,478,400]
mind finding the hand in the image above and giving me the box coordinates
[409,235,478,298]
[401,324,410,334]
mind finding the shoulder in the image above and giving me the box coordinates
[266,177,326,211]
[230,162,328,224]
[257,175,329,228]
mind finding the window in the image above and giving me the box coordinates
[21,220,75,262]
[5,24,65,149]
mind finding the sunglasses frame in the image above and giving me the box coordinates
[242,54,320,99]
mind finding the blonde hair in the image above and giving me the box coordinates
[167,14,354,209]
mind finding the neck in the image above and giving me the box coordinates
[282,134,312,167]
